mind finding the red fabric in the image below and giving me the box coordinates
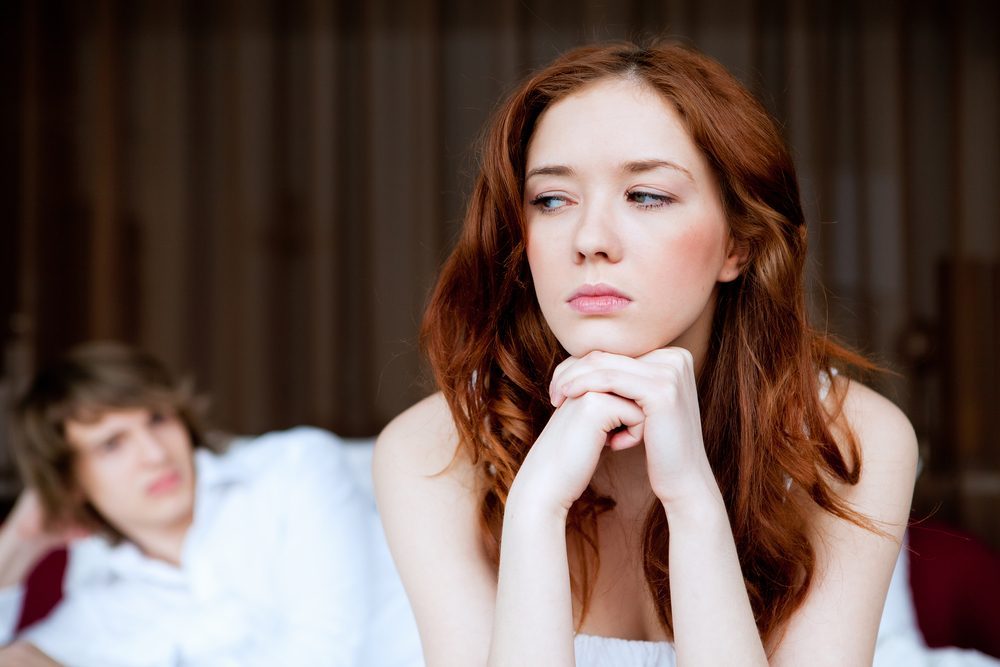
[908,521,1000,658]
[15,548,66,632]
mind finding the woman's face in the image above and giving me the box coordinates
[524,77,743,362]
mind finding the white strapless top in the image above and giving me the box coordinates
[571,371,999,667]
[574,634,675,667]
[570,372,839,667]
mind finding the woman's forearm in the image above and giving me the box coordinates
[664,489,769,666]
[488,486,575,667]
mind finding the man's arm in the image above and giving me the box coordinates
[0,640,62,666]
[0,490,85,645]
[207,428,377,666]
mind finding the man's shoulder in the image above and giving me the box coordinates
[212,426,351,476]
[211,427,381,513]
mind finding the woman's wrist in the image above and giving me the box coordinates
[657,472,728,531]
[504,480,570,530]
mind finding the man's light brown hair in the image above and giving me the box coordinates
[9,342,218,542]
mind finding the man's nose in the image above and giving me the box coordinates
[136,430,170,463]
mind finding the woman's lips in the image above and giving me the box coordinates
[568,284,632,314]
[147,471,182,496]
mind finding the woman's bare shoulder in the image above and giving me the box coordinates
[373,393,497,665]
[826,375,918,474]
[773,377,918,663]
[374,391,473,481]
[373,392,481,527]
[814,375,918,543]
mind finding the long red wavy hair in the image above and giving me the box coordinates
[422,41,874,645]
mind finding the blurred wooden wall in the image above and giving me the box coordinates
[1,0,998,546]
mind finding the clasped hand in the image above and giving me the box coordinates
[512,348,717,514]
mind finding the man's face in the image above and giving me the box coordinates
[66,407,196,541]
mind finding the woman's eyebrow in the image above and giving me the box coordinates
[524,164,575,181]
[524,160,694,183]
[621,159,694,182]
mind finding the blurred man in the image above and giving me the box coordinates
[0,342,421,666]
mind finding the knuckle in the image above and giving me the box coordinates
[647,348,670,362]
[661,364,681,382]
[553,356,574,376]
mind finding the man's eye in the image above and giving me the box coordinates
[101,437,122,453]
[149,411,167,426]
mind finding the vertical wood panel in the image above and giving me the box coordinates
[847,2,874,351]
[956,0,1000,259]
[752,0,789,121]
[662,0,697,40]
[91,0,121,340]
[237,0,274,433]
[183,0,218,404]
[36,2,86,361]
[827,2,867,348]
[209,0,245,429]
[860,3,908,403]
[5,0,999,547]
[694,0,755,79]
[306,0,340,427]
[130,3,189,369]
[335,0,374,435]
[368,0,442,425]
[17,0,39,358]
[907,1,956,323]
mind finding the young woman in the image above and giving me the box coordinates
[375,42,917,666]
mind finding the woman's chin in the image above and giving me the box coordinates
[561,337,665,359]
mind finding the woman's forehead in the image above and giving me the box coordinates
[525,78,704,177]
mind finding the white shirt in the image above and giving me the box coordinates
[0,427,423,667]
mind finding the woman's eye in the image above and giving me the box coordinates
[627,190,673,208]
[529,194,570,212]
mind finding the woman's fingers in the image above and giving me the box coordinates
[550,351,652,406]
[518,390,645,511]
[551,348,694,410]
[546,347,713,507]
[607,420,644,450]
[567,389,645,437]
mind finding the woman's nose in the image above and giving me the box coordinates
[573,199,623,263]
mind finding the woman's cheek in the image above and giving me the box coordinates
[651,221,727,288]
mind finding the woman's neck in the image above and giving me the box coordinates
[593,443,657,519]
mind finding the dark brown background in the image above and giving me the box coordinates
[1,0,998,549]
